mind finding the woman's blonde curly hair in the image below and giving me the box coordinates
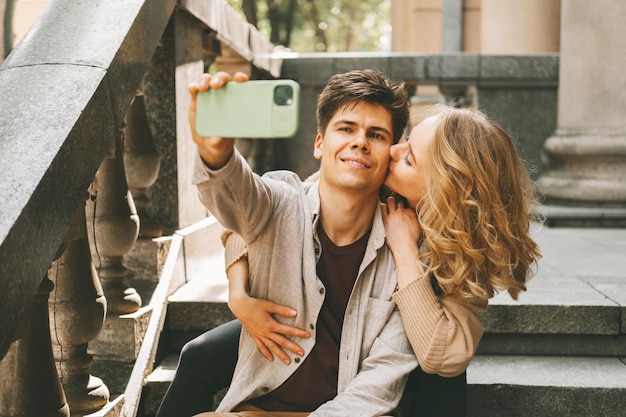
[418,106,541,301]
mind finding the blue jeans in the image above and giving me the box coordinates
[155,319,241,417]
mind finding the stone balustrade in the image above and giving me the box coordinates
[0,0,277,415]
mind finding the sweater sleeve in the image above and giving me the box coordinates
[221,229,248,273]
[392,276,487,377]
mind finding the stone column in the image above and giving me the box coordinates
[0,277,70,417]
[87,129,146,361]
[392,0,442,52]
[86,131,141,315]
[1,0,15,58]
[536,0,626,226]
[123,90,165,288]
[49,202,109,415]
[480,0,560,54]
[124,92,163,239]
[471,0,560,180]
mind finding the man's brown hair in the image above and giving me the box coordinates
[316,69,409,143]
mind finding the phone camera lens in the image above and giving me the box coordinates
[274,85,293,106]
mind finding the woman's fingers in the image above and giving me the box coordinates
[270,333,305,356]
[266,339,292,364]
[386,196,408,212]
[273,322,310,339]
[263,334,305,364]
[252,335,274,362]
[268,303,297,318]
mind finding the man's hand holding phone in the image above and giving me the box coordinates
[188,71,249,169]
[194,72,300,144]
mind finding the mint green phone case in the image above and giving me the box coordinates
[195,79,300,139]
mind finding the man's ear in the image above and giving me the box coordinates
[313,133,323,160]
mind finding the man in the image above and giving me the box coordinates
[188,69,416,416]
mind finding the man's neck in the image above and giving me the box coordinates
[318,185,379,247]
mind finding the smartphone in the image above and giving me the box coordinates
[196,79,300,139]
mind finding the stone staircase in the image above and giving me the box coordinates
[140,224,626,417]
[467,225,626,417]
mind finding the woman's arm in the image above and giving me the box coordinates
[380,197,425,290]
[392,279,486,376]
[382,197,486,377]
[223,231,310,364]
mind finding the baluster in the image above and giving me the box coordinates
[49,201,109,415]
[0,277,70,417]
[86,129,142,316]
[124,92,163,239]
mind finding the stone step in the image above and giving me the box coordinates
[466,355,626,417]
[142,353,626,417]
[476,269,626,356]
[142,354,178,417]
[164,274,234,353]
[162,273,626,357]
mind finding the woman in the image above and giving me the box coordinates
[382,105,541,378]
[157,104,541,417]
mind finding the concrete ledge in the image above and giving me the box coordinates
[279,53,558,87]
[477,333,626,356]
[479,54,559,86]
[469,355,626,392]
[482,303,620,335]
[468,355,626,417]
[535,205,626,228]
[279,52,428,84]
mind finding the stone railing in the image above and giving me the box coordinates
[0,0,281,416]
[0,0,560,415]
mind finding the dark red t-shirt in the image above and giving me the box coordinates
[249,225,369,411]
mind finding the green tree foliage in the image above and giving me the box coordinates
[227,0,391,52]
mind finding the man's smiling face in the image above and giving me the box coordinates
[314,101,394,196]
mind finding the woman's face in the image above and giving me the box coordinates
[384,115,439,208]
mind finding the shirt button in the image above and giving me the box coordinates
[309,323,315,330]
[294,357,301,363]
[262,386,270,393]
[319,288,325,295]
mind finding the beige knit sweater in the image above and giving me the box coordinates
[392,275,486,377]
